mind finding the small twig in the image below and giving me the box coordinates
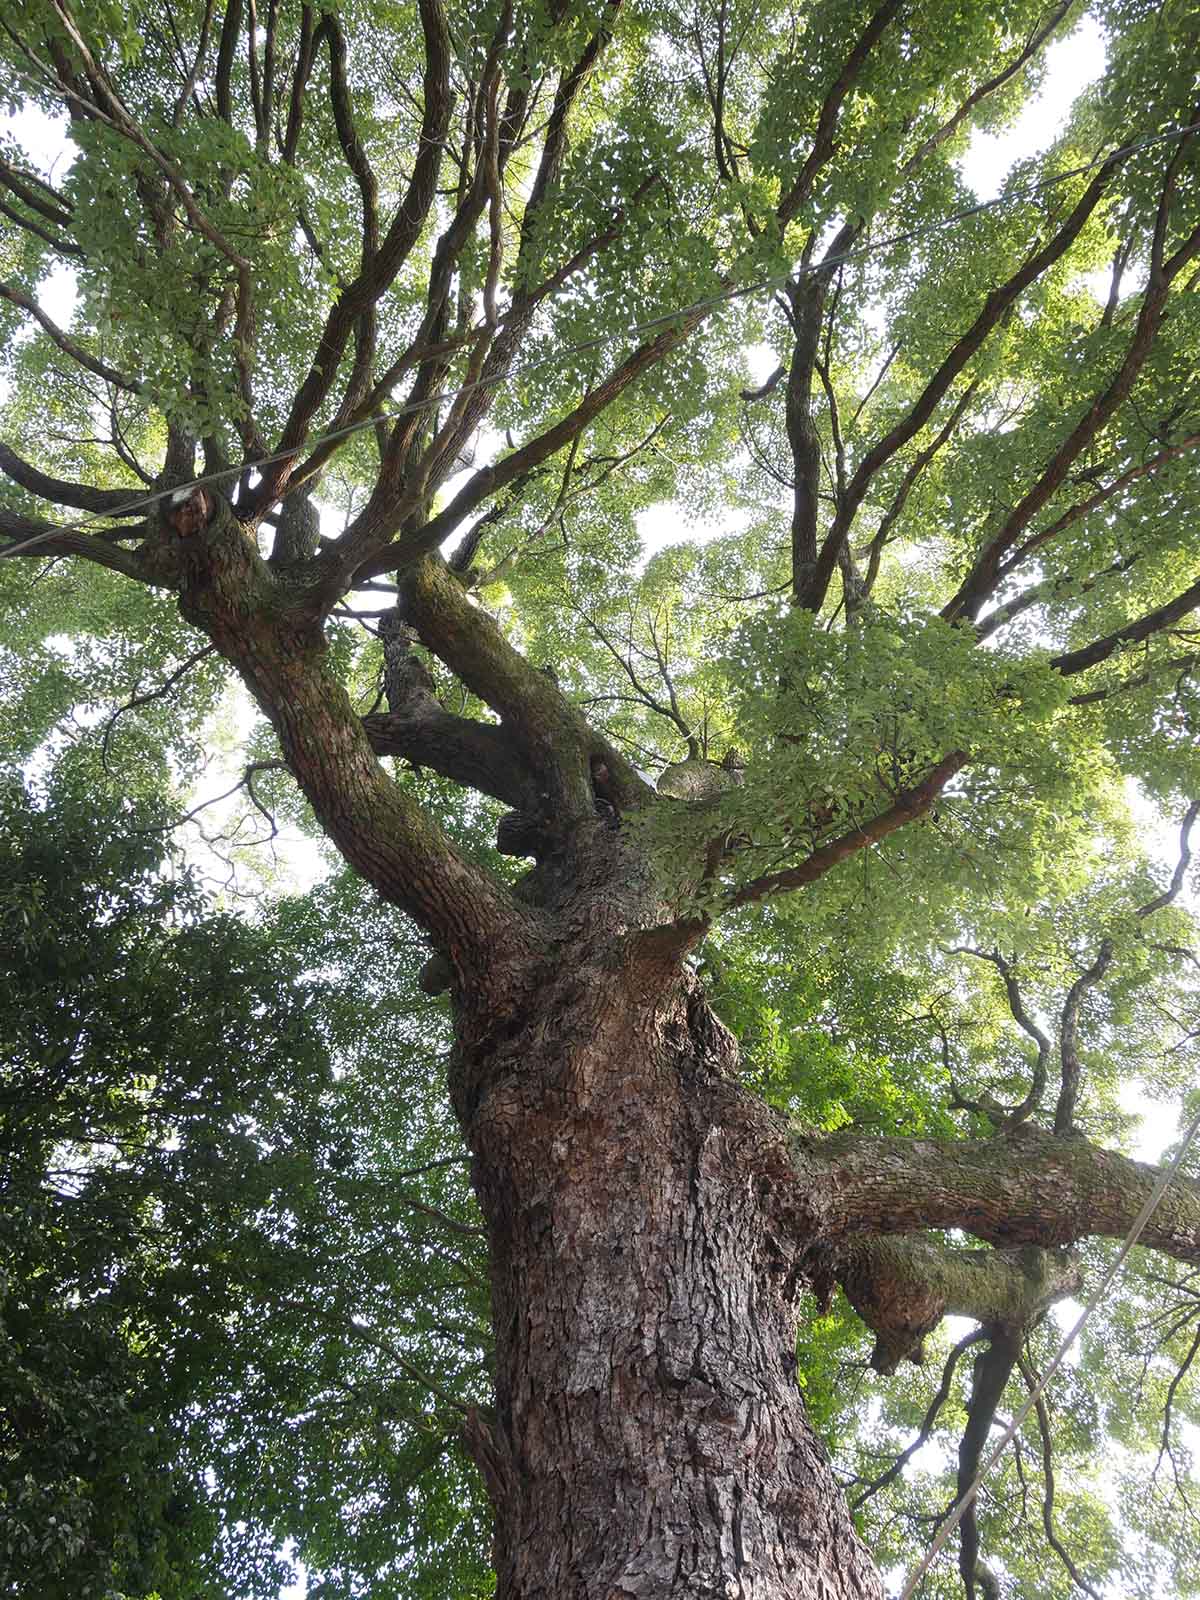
[243,763,281,843]
[942,945,1049,1130]
[1139,800,1200,918]
[851,1329,987,1510]
[1153,1318,1200,1485]
[133,759,286,834]
[101,644,218,769]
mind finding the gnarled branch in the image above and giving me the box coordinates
[785,1124,1200,1266]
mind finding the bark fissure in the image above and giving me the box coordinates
[454,908,885,1599]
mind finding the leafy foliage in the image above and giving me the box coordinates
[0,764,491,1599]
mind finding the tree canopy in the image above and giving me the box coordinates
[2,0,1200,1596]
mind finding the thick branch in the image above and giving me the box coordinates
[0,508,151,580]
[402,555,652,817]
[786,274,830,595]
[157,494,544,986]
[281,3,317,161]
[0,440,144,515]
[787,1125,1200,1266]
[361,705,537,812]
[1050,573,1200,677]
[729,751,966,908]
[955,1327,1019,1600]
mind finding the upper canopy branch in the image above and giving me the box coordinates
[1050,571,1200,677]
[944,803,1198,1139]
[1019,1353,1106,1600]
[973,432,1200,616]
[0,149,73,227]
[898,0,1076,175]
[942,945,1049,1129]
[333,305,712,592]
[0,282,142,395]
[793,148,1126,613]
[384,0,627,505]
[256,0,453,504]
[775,0,902,227]
[0,145,81,258]
[314,10,380,267]
[1053,937,1114,1136]
[1140,800,1200,919]
[943,198,1200,624]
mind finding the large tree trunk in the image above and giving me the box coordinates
[451,834,883,1600]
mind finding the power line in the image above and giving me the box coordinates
[2,117,1199,564]
[896,1100,1200,1600]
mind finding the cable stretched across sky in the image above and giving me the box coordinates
[2,115,1198,564]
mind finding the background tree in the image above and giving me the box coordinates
[0,761,496,1599]
[2,0,1200,1595]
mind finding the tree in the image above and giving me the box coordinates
[1,763,497,1599]
[2,0,1200,1593]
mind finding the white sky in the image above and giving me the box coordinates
[958,14,1107,196]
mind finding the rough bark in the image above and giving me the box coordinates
[785,1126,1200,1262]
[451,825,884,1599]
[429,812,1198,1599]
[836,1237,1082,1374]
